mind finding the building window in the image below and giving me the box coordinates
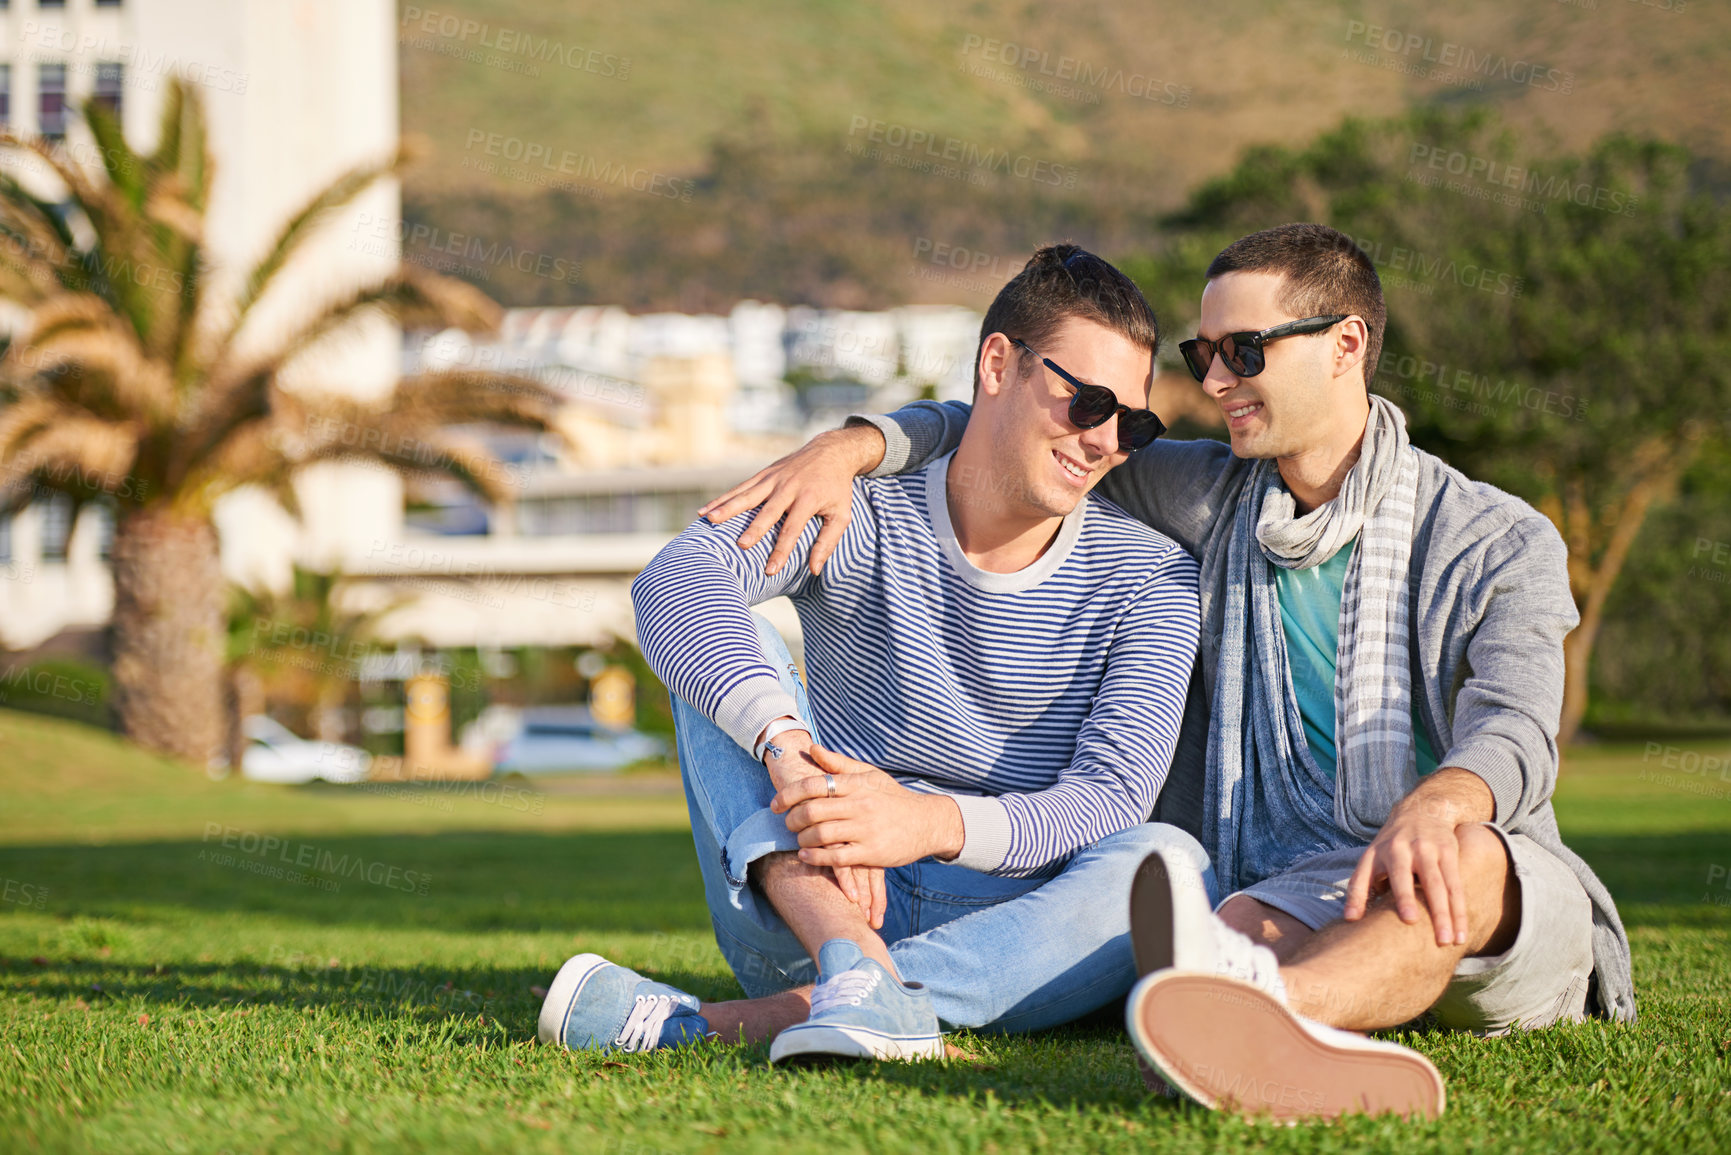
[0,66,10,130]
[39,494,74,562]
[37,63,68,141]
[94,62,124,119]
[39,1,68,9]
[96,0,125,8]
[517,489,712,536]
[93,503,115,561]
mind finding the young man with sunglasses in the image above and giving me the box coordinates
[536,245,1204,1062]
[702,223,1633,1120]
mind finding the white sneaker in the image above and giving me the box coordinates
[1129,845,1285,998]
[1126,970,1446,1121]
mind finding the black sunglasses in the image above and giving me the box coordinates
[1010,338,1166,452]
[1177,315,1347,382]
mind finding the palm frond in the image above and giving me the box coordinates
[0,394,72,465]
[212,141,420,368]
[389,368,564,428]
[23,324,175,424]
[0,413,140,511]
[83,98,146,206]
[299,427,517,503]
[0,169,86,299]
[201,263,502,437]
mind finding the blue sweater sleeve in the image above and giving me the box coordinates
[630,487,871,752]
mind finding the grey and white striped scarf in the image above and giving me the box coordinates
[1204,395,1423,891]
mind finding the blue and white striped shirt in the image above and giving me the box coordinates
[632,452,1202,877]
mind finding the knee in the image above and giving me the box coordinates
[1097,821,1206,861]
[1455,825,1515,918]
[1091,822,1210,877]
[1456,823,1513,888]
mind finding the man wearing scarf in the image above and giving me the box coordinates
[702,223,1632,1122]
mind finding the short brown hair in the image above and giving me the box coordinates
[975,243,1160,394]
[1206,223,1387,386]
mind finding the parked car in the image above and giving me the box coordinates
[489,706,665,775]
[240,715,372,785]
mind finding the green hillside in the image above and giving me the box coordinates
[397,0,1731,309]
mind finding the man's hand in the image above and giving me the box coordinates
[1343,767,1496,947]
[771,746,965,871]
[761,728,887,929]
[698,425,885,577]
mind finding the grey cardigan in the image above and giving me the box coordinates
[856,402,1636,1022]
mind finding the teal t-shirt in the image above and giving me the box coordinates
[1274,540,1440,778]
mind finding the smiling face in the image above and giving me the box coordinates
[974,313,1154,519]
[1196,270,1363,460]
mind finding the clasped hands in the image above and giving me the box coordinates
[761,729,964,930]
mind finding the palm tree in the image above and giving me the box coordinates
[0,81,561,765]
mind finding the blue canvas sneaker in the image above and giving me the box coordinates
[768,939,943,1064]
[536,954,713,1053]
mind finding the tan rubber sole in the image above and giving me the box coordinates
[1129,972,1446,1122]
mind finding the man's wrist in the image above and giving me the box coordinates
[753,716,809,763]
[924,794,966,861]
[834,419,887,475]
[1404,767,1496,826]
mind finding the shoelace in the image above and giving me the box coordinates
[615,994,679,1052]
[1211,920,1285,997]
[809,969,880,1016]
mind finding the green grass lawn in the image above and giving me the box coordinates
[1,708,1728,1153]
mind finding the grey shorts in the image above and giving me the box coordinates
[1229,823,1595,1035]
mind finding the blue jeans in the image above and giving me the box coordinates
[674,615,1218,1034]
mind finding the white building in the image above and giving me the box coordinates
[0,0,403,649]
[0,3,985,674]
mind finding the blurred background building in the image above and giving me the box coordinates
[0,0,989,761]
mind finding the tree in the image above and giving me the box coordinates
[0,81,561,765]
[1122,108,1731,744]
